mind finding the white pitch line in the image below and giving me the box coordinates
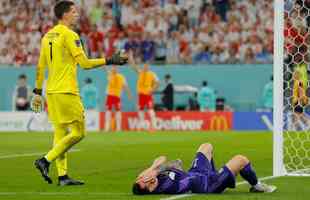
[0,149,81,159]
[0,192,129,196]
[160,175,279,200]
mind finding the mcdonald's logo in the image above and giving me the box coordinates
[209,115,228,131]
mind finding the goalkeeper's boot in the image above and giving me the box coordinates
[58,175,84,186]
[34,157,52,184]
[250,183,277,193]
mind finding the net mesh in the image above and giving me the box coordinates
[283,0,310,175]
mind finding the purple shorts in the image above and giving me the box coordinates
[188,152,236,193]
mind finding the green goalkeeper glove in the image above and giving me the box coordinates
[106,50,128,65]
[31,89,43,113]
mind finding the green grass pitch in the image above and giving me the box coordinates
[0,131,309,200]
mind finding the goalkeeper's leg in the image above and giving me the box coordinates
[45,120,85,162]
[53,123,68,177]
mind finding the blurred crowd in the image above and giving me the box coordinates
[284,0,310,66]
[0,0,273,66]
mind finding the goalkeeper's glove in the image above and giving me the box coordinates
[106,50,128,65]
[31,88,43,113]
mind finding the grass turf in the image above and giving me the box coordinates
[0,131,309,200]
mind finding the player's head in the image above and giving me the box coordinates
[132,177,159,195]
[202,81,208,87]
[165,74,171,82]
[54,1,78,26]
[85,77,92,84]
[18,74,27,86]
[143,63,150,71]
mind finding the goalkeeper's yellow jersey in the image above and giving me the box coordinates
[35,24,85,95]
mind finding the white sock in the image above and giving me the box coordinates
[116,111,122,131]
[105,111,111,131]
[148,109,157,129]
[138,110,144,123]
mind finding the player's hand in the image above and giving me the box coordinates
[106,50,128,65]
[31,94,43,113]
[137,168,158,182]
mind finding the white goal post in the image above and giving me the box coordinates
[273,0,285,177]
[274,0,310,176]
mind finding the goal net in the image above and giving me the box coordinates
[274,0,310,176]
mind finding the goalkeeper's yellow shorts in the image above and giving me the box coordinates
[46,93,84,124]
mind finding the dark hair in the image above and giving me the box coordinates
[54,1,75,20]
[18,74,27,79]
[132,183,152,195]
[85,77,92,84]
[202,81,208,86]
[270,75,273,81]
[165,74,171,80]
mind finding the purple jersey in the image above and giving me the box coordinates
[152,168,198,194]
[153,153,236,194]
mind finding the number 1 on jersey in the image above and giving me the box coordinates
[49,42,53,61]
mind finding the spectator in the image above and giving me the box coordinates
[90,0,104,26]
[125,34,142,63]
[115,31,127,51]
[81,78,98,110]
[213,0,230,21]
[141,32,155,62]
[195,45,212,63]
[198,81,216,112]
[190,36,204,63]
[0,0,274,65]
[166,31,180,63]
[88,24,104,58]
[12,74,31,111]
[103,31,117,58]
[154,31,167,63]
[161,74,174,111]
[262,75,273,111]
[0,48,13,65]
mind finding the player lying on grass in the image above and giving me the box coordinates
[133,143,276,195]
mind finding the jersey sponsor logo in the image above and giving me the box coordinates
[209,115,228,131]
[168,172,176,180]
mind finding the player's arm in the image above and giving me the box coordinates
[34,41,47,93]
[137,156,168,182]
[75,52,106,69]
[31,40,47,112]
[123,80,132,100]
[151,75,160,92]
[66,31,127,69]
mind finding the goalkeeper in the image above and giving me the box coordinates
[133,143,276,195]
[31,0,128,186]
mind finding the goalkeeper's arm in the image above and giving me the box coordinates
[76,50,128,69]
[32,45,46,112]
